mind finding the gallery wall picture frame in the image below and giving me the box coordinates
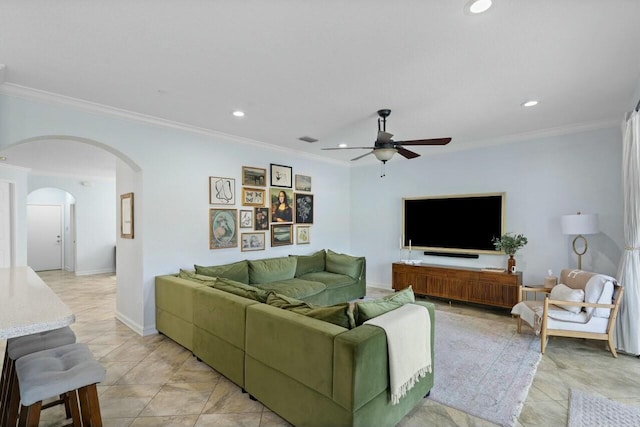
[271,224,293,247]
[254,207,269,230]
[209,208,238,249]
[242,187,265,206]
[241,232,266,252]
[209,177,235,205]
[295,174,312,192]
[270,188,294,223]
[239,210,253,228]
[296,226,310,245]
[120,192,134,239]
[270,163,292,188]
[295,193,314,224]
[242,166,267,187]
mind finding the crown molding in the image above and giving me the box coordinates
[0,83,348,167]
[0,163,31,173]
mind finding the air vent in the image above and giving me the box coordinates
[298,136,319,143]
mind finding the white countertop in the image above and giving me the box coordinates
[0,266,75,340]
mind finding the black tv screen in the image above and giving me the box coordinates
[402,193,505,254]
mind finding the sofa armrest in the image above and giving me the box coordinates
[155,275,206,321]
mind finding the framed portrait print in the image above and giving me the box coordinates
[271,224,293,247]
[296,226,310,245]
[242,187,265,206]
[209,208,238,249]
[209,177,235,205]
[242,166,267,187]
[270,163,292,188]
[295,174,312,192]
[270,188,294,223]
[239,210,253,228]
[295,193,314,224]
[120,193,134,238]
[254,207,269,230]
[241,232,265,252]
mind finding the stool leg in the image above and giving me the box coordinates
[1,351,9,407]
[18,401,42,427]
[78,384,102,427]
[5,367,21,427]
[66,390,82,427]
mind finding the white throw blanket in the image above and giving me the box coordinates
[364,304,432,405]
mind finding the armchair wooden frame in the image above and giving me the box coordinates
[539,284,624,358]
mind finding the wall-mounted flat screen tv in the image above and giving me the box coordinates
[402,192,505,254]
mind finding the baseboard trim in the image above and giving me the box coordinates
[74,268,115,276]
[115,310,157,337]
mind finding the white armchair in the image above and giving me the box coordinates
[511,269,623,357]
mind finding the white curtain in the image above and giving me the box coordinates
[615,110,640,355]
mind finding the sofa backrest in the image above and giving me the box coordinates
[559,269,617,318]
[248,256,297,284]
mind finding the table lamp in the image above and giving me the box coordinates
[561,212,598,270]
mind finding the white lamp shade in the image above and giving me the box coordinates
[373,148,397,161]
[561,213,599,235]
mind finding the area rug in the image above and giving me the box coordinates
[568,389,640,427]
[428,310,541,426]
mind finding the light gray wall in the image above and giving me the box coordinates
[351,126,624,288]
[0,165,29,265]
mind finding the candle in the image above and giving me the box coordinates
[409,239,411,252]
[400,235,403,250]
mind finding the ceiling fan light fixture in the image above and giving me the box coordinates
[232,110,245,117]
[521,100,539,107]
[338,143,348,148]
[374,148,397,162]
[466,0,492,14]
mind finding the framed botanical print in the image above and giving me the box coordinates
[295,174,312,192]
[271,224,293,246]
[242,166,267,187]
[270,188,294,223]
[120,193,134,238]
[209,208,238,249]
[241,232,265,252]
[270,163,292,188]
[239,210,253,228]
[296,226,310,245]
[242,187,265,206]
[209,177,235,205]
[254,207,269,230]
[295,193,314,224]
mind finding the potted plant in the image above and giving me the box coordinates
[492,233,528,273]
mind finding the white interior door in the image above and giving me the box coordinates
[28,204,63,271]
[0,181,12,268]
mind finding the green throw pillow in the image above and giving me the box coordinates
[356,286,415,325]
[213,277,272,303]
[178,269,218,285]
[325,250,364,280]
[248,256,297,284]
[194,260,249,284]
[266,293,356,329]
[292,250,326,277]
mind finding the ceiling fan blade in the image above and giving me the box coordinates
[321,146,375,150]
[397,147,421,159]
[396,137,452,146]
[351,151,374,161]
[376,131,393,144]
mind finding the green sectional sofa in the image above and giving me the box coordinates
[155,250,435,426]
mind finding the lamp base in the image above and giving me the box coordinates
[572,234,588,270]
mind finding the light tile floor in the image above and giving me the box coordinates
[2,271,639,426]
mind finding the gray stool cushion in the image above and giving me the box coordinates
[15,343,105,406]
[7,326,76,360]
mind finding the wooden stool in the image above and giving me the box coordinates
[1,327,76,425]
[12,342,105,427]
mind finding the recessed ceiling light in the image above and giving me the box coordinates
[0,156,6,161]
[338,143,348,148]
[466,0,492,14]
[522,100,539,107]
[232,110,245,117]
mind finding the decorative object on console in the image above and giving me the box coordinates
[492,232,528,273]
[561,212,598,270]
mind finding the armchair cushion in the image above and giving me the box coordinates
[549,284,584,314]
[584,275,615,318]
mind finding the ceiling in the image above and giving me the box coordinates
[1,1,640,175]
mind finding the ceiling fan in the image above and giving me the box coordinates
[322,109,452,163]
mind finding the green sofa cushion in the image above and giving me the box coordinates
[326,250,364,280]
[292,250,326,277]
[194,260,249,284]
[256,278,326,299]
[213,277,272,303]
[178,269,218,285]
[356,286,415,325]
[296,271,353,288]
[248,257,297,284]
[266,293,355,329]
